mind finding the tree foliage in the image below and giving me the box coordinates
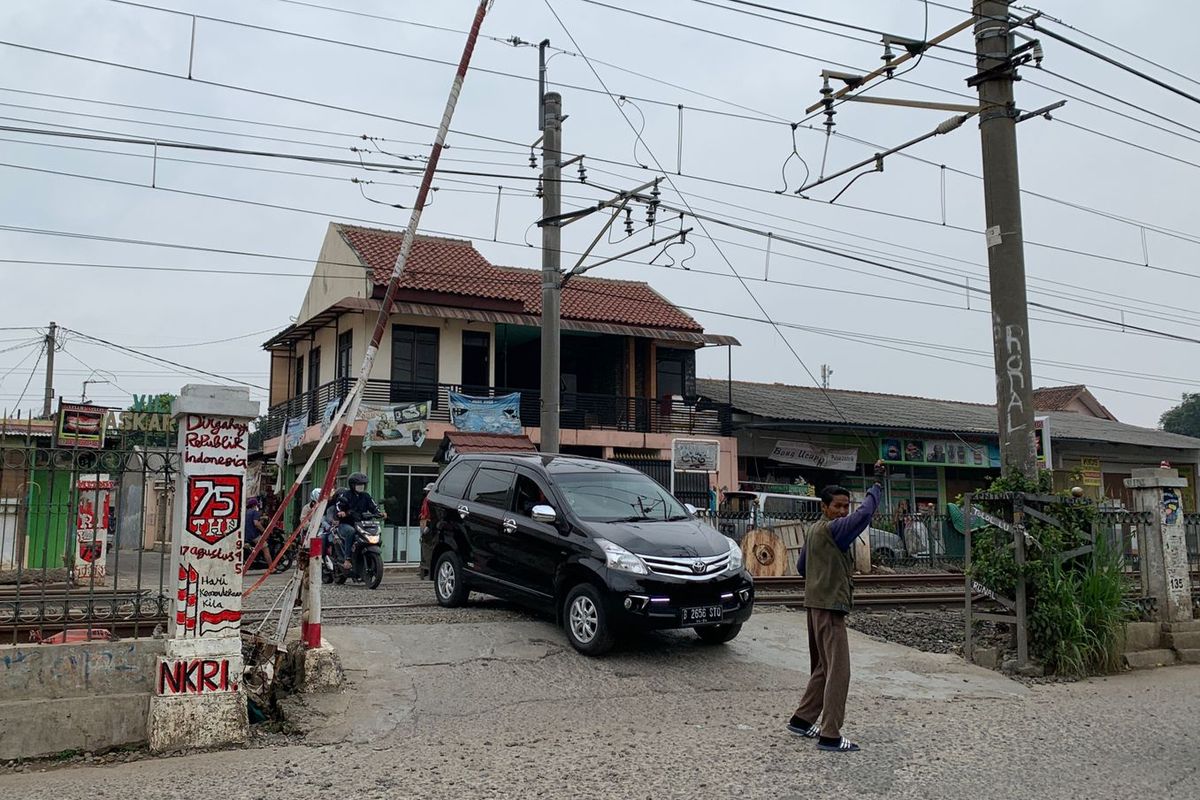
[1160,392,1200,438]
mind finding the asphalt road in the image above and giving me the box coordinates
[2,609,1197,799]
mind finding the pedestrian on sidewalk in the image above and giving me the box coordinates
[786,460,885,753]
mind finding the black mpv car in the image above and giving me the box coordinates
[420,453,754,655]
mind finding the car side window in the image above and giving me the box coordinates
[512,474,550,518]
[467,468,514,509]
[436,461,475,500]
[763,497,791,517]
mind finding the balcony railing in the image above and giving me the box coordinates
[263,379,731,441]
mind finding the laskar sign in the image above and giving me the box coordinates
[769,440,858,471]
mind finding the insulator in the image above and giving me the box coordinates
[535,177,544,198]
[577,161,587,182]
[623,208,634,236]
[882,42,896,78]
[529,149,538,169]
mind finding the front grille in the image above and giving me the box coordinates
[637,552,729,580]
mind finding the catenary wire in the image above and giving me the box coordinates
[4,33,1196,287]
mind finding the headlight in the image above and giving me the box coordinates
[364,534,381,545]
[725,539,744,574]
[595,538,648,575]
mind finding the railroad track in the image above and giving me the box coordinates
[754,573,966,591]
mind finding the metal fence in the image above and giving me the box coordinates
[264,378,733,439]
[695,509,965,570]
[698,506,1200,579]
[0,418,177,644]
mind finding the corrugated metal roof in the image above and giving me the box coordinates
[697,378,1200,451]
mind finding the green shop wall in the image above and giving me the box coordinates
[25,468,74,570]
[282,451,359,529]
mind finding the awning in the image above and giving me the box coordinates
[264,297,740,349]
[434,431,538,464]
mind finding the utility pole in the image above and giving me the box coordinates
[972,0,1038,478]
[42,320,56,418]
[539,91,563,454]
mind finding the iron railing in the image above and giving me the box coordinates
[263,378,732,440]
[0,415,177,644]
[694,509,965,570]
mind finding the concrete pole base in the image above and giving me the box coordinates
[148,691,248,753]
[288,639,344,694]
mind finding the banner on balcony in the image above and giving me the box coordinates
[284,416,306,457]
[320,397,339,435]
[448,392,522,435]
[363,401,430,449]
[769,440,858,472]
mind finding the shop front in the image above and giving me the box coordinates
[736,430,1001,513]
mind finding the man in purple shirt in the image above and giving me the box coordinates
[788,460,885,753]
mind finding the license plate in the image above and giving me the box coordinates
[680,605,724,625]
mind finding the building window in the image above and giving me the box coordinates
[307,346,321,394]
[461,330,490,392]
[336,331,353,386]
[656,348,696,400]
[293,354,304,399]
[391,324,439,404]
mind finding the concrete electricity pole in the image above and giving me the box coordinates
[973,0,1037,478]
[42,320,56,418]
[539,91,563,454]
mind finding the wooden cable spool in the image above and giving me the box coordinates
[741,528,787,577]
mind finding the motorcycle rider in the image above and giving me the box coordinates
[244,496,275,568]
[307,488,337,559]
[334,472,384,572]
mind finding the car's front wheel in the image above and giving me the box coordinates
[563,583,614,656]
[694,623,742,645]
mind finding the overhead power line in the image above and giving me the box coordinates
[1024,8,1200,90]
[1031,19,1200,107]
[61,328,266,390]
[5,148,1198,341]
[4,22,1197,285]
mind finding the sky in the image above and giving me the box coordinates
[0,0,1197,428]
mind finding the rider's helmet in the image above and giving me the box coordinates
[348,472,369,492]
[310,488,321,503]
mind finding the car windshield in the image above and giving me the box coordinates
[555,471,690,523]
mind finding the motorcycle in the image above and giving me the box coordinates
[244,525,298,574]
[321,513,385,590]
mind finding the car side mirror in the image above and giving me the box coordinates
[531,504,557,524]
[684,503,698,515]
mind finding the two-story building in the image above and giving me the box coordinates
[261,223,739,564]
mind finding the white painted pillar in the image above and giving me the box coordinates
[1125,467,1193,624]
[148,385,259,752]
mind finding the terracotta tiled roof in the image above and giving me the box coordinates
[1032,385,1086,411]
[335,224,703,332]
[442,432,537,453]
[1033,384,1117,420]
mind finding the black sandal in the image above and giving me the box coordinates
[817,737,860,752]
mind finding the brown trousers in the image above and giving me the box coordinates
[793,607,851,739]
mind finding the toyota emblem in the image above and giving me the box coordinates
[691,559,706,574]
